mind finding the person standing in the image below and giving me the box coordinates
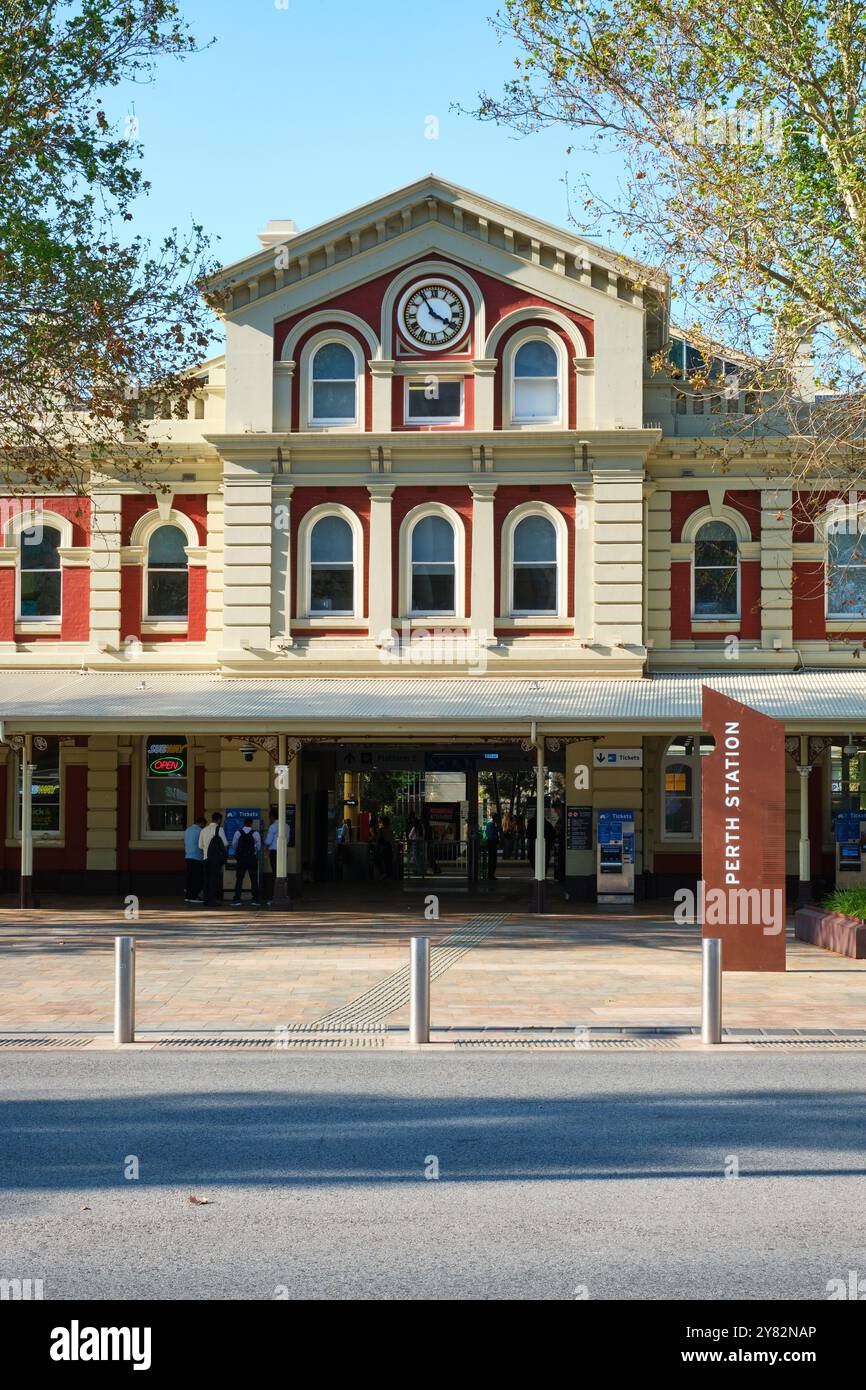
[183,816,206,902]
[483,811,501,880]
[231,818,262,906]
[199,812,228,908]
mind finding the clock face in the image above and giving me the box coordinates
[399,280,470,351]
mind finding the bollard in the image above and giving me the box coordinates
[409,936,430,1044]
[701,937,722,1044]
[114,935,136,1045]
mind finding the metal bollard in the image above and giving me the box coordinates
[409,936,430,1044]
[701,937,722,1044]
[114,936,136,1045]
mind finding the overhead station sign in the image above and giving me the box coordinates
[593,748,643,769]
[700,687,786,972]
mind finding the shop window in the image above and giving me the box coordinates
[144,735,188,834]
[827,530,866,618]
[512,340,559,423]
[15,738,61,836]
[310,342,357,425]
[309,514,354,614]
[661,735,714,840]
[411,514,456,614]
[693,520,739,618]
[146,525,188,620]
[405,378,463,424]
[512,514,557,613]
[829,743,866,823]
[19,525,62,619]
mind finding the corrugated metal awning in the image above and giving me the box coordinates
[1,670,866,735]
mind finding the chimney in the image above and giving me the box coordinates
[257,218,299,250]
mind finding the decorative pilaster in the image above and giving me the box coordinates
[89,491,122,651]
[367,483,395,640]
[472,359,498,431]
[369,361,395,433]
[221,463,274,652]
[470,482,498,641]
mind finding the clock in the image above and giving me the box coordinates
[398,279,470,351]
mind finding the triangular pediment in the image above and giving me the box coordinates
[205,175,668,320]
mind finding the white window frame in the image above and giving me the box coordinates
[681,506,750,625]
[819,505,866,623]
[4,509,74,633]
[127,509,200,634]
[144,524,190,624]
[296,503,365,626]
[502,327,567,430]
[140,733,192,841]
[499,501,568,623]
[301,331,364,432]
[10,737,64,843]
[660,736,713,842]
[403,376,464,426]
[399,503,466,622]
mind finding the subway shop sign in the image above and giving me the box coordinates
[146,739,187,777]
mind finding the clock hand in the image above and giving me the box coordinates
[420,289,450,325]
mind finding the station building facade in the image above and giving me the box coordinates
[1,176,865,904]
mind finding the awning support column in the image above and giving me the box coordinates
[533,735,547,912]
[796,734,813,909]
[271,732,291,909]
[20,734,33,909]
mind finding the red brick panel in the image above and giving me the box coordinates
[61,567,90,641]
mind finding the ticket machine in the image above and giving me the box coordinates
[596,809,635,905]
[835,809,866,884]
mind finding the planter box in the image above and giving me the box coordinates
[795,906,866,960]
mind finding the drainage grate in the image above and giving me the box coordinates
[455,1036,680,1050]
[744,1037,866,1049]
[0,1035,93,1049]
[153,1035,384,1049]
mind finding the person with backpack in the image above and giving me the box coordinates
[231,818,262,906]
[199,812,228,908]
[483,811,501,880]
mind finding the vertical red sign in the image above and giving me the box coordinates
[701,687,786,971]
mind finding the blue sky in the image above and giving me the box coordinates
[114,0,626,280]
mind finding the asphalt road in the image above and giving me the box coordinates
[1,1050,865,1300]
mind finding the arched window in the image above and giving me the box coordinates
[146,525,188,620]
[662,735,715,840]
[512,514,557,613]
[19,525,62,619]
[411,514,455,614]
[827,528,866,618]
[309,514,354,614]
[512,339,560,423]
[693,520,739,618]
[310,341,357,425]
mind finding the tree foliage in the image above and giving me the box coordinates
[476,0,866,483]
[0,0,220,489]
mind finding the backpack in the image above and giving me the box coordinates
[206,827,226,864]
[235,829,257,866]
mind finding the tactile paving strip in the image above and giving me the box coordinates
[0,1035,93,1048]
[285,913,506,1031]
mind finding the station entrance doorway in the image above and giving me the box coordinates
[299,741,566,895]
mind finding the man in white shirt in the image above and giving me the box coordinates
[199,812,228,907]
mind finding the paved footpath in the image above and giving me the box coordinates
[2,1050,865,1299]
[0,900,864,1038]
